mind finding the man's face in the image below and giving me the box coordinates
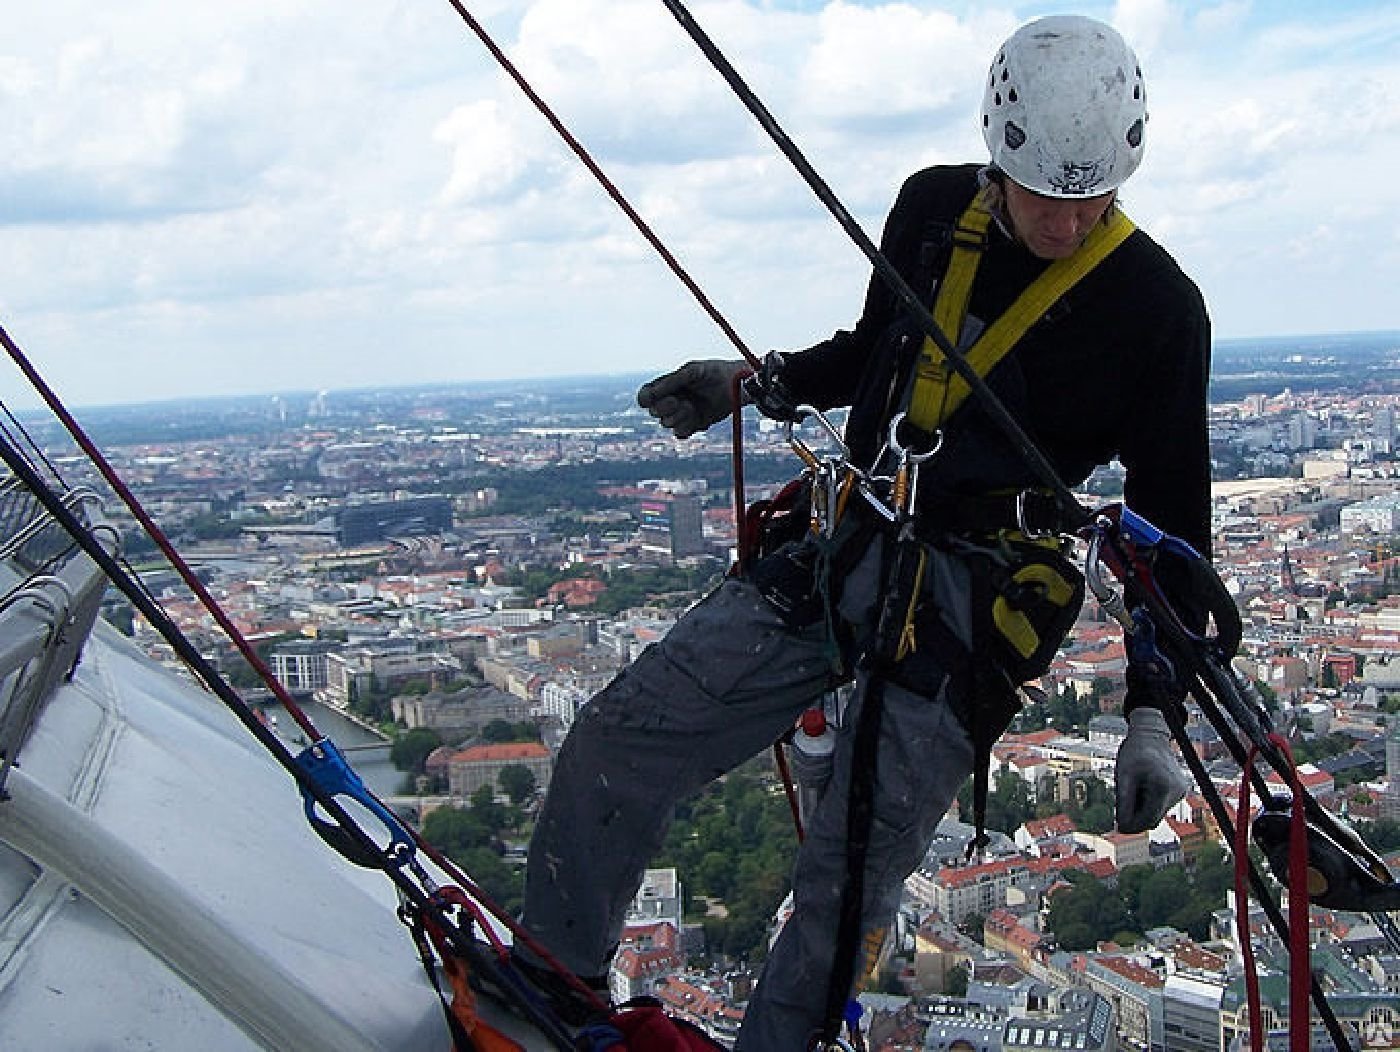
[1002,180,1117,260]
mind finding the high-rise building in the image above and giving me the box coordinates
[1376,407,1396,453]
[638,492,706,560]
[1286,411,1317,451]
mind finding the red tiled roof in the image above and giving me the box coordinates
[453,742,550,762]
[1085,858,1118,880]
[1024,814,1077,839]
[1096,955,1165,989]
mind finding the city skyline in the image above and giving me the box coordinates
[3,1,1399,410]
[10,325,1394,419]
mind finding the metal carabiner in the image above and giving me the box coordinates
[1084,526,1134,632]
[884,412,942,515]
[1015,489,1054,541]
[785,404,848,471]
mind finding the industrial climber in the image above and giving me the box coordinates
[517,14,1210,1050]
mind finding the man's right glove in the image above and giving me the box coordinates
[636,359,744,439]
[1114,707,1191,834]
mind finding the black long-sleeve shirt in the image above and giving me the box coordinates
[779,164,1212,558]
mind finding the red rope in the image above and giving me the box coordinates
[773,731,805,842]
[1234,751,1265,1052]
[1234,739,1312,1052]
[444,0,760,372]
[0,322,322,739]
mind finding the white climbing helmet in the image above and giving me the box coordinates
[981,15,1146,198]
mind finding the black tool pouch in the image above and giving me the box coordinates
[740,475,813,566]
[746,503,880,632]
[970,538,1085,684]
[747,539,828,628]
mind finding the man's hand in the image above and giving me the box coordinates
[1114,708,1191,834]
[637,359,744,439]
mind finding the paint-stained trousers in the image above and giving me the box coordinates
[520,539,976,1051]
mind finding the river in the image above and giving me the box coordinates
[258,697,403,800]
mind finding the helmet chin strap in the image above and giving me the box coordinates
[981,168,1121,258]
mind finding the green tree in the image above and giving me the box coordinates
[1065,775,1115,833]
[454,846,524,917]
[390,727,442,773]
[497,763,537,805]
[962,770,1036,834]
[1357,817,1400,854]
[1116,864,1152,923]
[470,783,508,832]
[421,806,493,856]
[695,851,735,901]
[958,912,987,945]
[946,963,970,998]
[481,719,538,744]
[1137,865,1192,930]
[1191,842,1232,901]
[1046,871,1130,950]
[655,761,796,962]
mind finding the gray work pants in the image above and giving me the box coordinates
[521,540,976,1051]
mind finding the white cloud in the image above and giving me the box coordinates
[0,0,1398,406]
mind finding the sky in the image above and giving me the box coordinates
[2,0,1399,410]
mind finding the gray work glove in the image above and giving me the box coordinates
[1114,708,1191,834]
[637,359,745,439]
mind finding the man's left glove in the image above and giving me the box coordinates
[1114,708,1191,834]
[637,359,744,439]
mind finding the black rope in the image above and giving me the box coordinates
[0,430,479,955]
[0,398,67,488]
[820,670,883,1047]
[656,0,1086,531]
[1123,561,1354,1049]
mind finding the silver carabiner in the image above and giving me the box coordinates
[794,404,851,460]
[785,404,848,471]
[1015,489,1054,541]
[885,412,942,514]
[1084,526,1134,632]
[884,411,942,465]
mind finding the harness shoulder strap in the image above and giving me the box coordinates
[906,189,1136,432]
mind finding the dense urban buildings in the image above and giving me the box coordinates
[33,332,1400,1049]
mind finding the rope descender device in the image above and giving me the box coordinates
[295,737,418,870]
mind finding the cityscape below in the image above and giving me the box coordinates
[8,326,1400,1050]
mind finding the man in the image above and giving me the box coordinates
[518,15,1207,1050]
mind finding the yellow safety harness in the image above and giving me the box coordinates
[905,185,1137,432]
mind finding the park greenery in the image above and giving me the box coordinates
[420,785,529,916]
[1046,842,1234,948]
[654,759,799,963]
[957,769,1117,836]
[505,560,725,614]
[461,454,797,517]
